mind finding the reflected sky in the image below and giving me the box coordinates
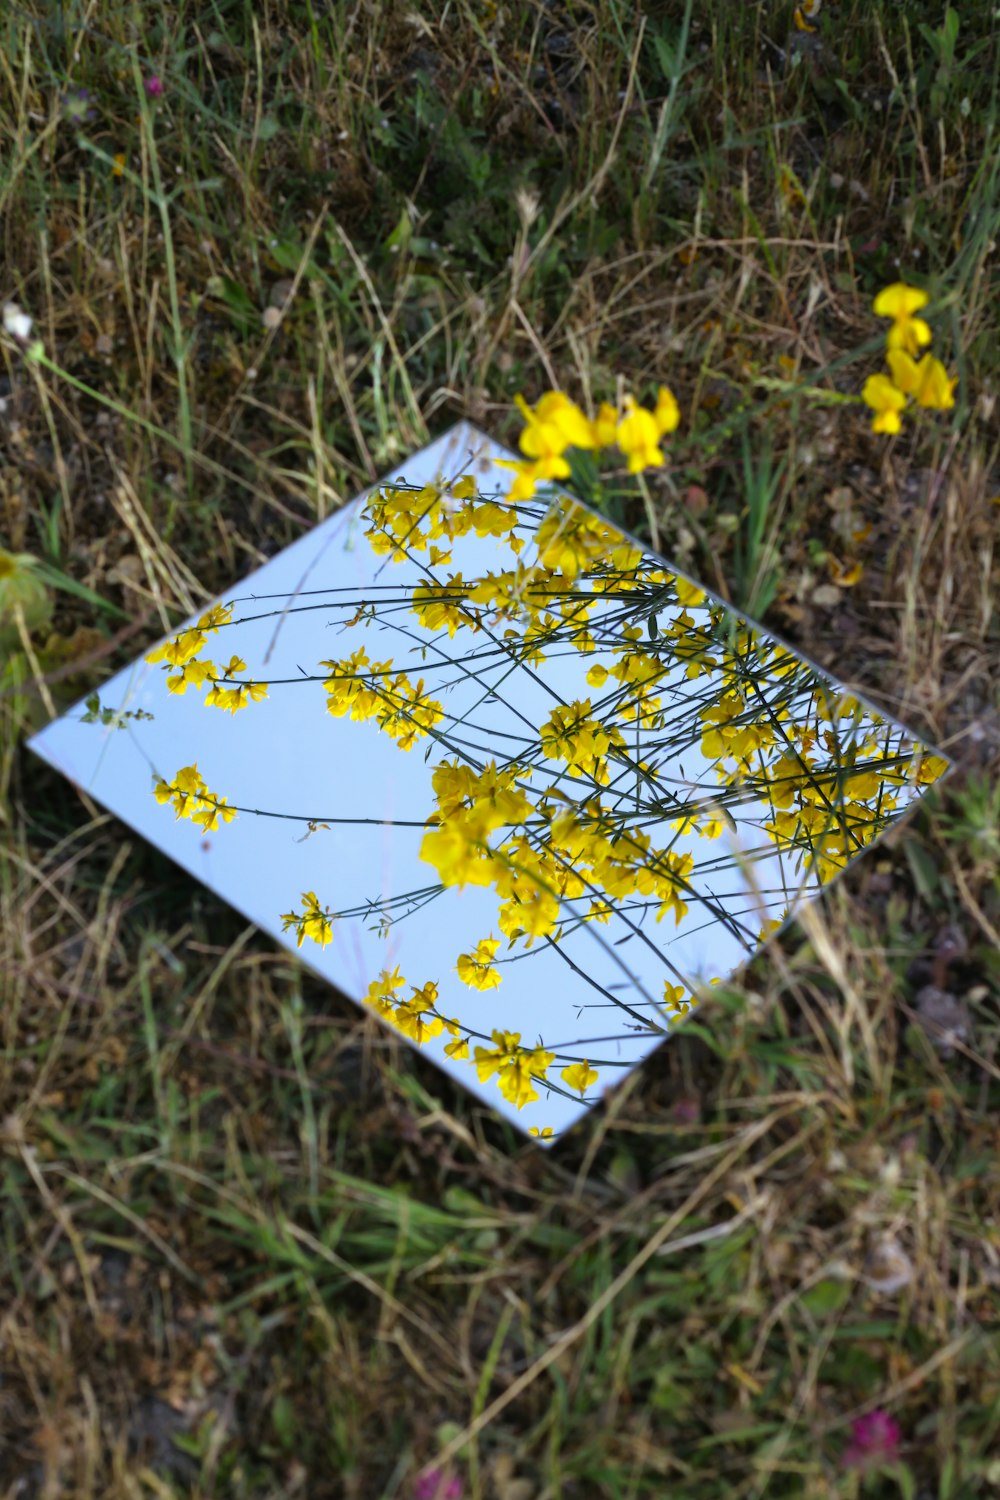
[29,423,949,1142]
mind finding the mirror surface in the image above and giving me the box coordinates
[29,423,949,1141]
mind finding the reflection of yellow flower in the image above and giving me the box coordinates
[529,1125,554,1139]
[913,753,948,786]
[539,698,626,783]
[192,797,235,833]
[674,576,706,607]
[561,1060,598,1095]
[473,1029,523,1082]
[146,628,207,668]
[473,1031,555,1109]
[280,890,334,949]
[363,967,405,1020]
[861,373,906,434]
[456,936,502,990]
[393,981,445,1044]
[153,764,236,833]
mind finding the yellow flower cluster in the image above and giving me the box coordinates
[361,966,632,1110]
[152,763,236,833]
[145,602,232,668]
[363,475,522,566]
[663,981,698,1018]
[321,646,443,751]
[497,386,680,501]
[473,1029,558,1110]
[420,759,534,890]
[539,699,626,784]
[146,603,270,713]
[280,890,335,949]
[456,936,502,991]
[361,968,467,1051]
[861,283,956,434]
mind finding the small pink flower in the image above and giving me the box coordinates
[670,1096,701,1125]
[413,1469,462,1500]
[843,1410,902,1470]
[144,76,165,98]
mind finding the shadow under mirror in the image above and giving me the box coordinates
[29,422,950,1143]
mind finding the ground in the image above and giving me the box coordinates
[1,1,999,1496]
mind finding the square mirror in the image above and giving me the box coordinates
[28,422,949,1143]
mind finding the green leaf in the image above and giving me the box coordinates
[0,548,52,634]
[31,560,128,620]
[206,275,256,331]
[800,1277,851,1316]
[904,840,939,899]
[271,1393,296,1450]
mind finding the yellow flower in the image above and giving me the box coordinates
[393,981,444,1044]
[529,1125,554,1139]
[174,764,206,795]
[653,384,680,436]
[590,401,619,448]
[153,765,237,834]
[495,456,554,502]
[913,753,948,786]
[615,400,664,473]
[886,350,956,410]
[517,391,595,456]
[145,627,207,667]
[497,884,560,945]
[561,1060,598,1095]
[474,1030,523,1083]
[198,602,234,632]
[363,967,405,1020]
[184,660,216,689]
[495,1045,556,1110]
[192,796,235,833]
[861,373,907,434]
[873,283,932,356]
[280,891,334,948]
[420,809,496,889]
[456,936,502,991]
[674,576,706,607]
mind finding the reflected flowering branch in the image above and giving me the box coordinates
[136,392,948,1136]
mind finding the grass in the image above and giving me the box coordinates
[1,0,999,1495]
